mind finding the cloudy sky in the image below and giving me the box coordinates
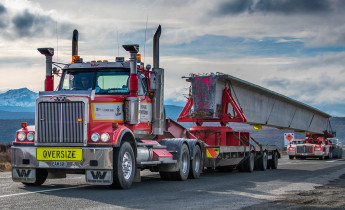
[0,0,345,116]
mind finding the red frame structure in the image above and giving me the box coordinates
[178,87,247,126]
[177,86,250,147]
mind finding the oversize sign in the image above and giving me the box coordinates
[37,148,83,162]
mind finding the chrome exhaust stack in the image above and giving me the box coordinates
[123,44,140,124]
[151,25,164,135]
[72,29,78,57]
[37,48,54,91]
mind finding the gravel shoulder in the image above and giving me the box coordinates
[245,168,345,209]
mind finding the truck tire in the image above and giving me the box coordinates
[257,152,267,171]
[319,155,325,160]
[110,142,135,189]
[289,155,294,160]
[243,152,254,172]
[328,151,333,159]
[188,145,202,179]
[22,169,48,186]
[339,150,343,159]
[173,143,190,181]
[269,151,278,169]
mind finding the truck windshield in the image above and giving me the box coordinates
[60,70,130,94]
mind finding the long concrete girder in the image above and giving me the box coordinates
[189,73,331,134]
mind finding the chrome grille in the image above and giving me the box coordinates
[37,102,85,144]
[296,145,313,153]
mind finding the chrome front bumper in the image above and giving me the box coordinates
[12,146,114,184]
[11,146,113,170]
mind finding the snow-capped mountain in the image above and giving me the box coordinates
[0,88,37,107]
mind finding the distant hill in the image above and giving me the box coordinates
[165,105,184,119]
[0,88,36,119]
[0,88,37,107]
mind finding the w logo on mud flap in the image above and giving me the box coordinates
[16,169,31,178]
[90,171,107,180]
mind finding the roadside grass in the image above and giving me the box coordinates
[0,143,11,172]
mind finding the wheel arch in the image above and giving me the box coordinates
[115,128,137,157]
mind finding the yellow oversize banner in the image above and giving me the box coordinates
[37,148,83,162]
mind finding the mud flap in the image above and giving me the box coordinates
[12,168,36,183]
[86,170,112,185]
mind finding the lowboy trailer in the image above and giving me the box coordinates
[11,25,331,189]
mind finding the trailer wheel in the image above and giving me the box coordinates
[243,152,254,172]
[189,145,202,179]
[22,169,48,186]
[257,152,267,171]
[110,142,135,189]
[328,151,333,159]
[339,150,343,159]
[173,143,190,181]
[269,151,278,169]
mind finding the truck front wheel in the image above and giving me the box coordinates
[110,142,135,189]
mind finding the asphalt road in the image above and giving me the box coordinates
[1,155,345,209]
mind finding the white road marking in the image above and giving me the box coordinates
[326,159,345,162]
[0,186,84,199]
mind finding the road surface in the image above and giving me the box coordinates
[1,155,345,209]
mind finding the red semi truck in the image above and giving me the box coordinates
[11,26,330,189]
[287,132,341,160]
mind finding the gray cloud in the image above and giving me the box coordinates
[0,4,6,14]
[0,4,7,28]
[217,0,337,15]
[0,4,72,39]
[262,73,345,105]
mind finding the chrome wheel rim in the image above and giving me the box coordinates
[182,152,188,174]
[194,152,201,173]
[122,152,133,180]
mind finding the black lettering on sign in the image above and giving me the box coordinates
[16,169,31,178]
[72,151,76,158]
[90,171,107,180]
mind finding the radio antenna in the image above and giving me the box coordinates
[117,28,119,57]
[144,15,148,63]
[56,20,58,62]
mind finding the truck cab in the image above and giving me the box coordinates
[288,132,335,160]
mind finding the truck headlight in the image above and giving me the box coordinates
[91,133,100,142]
[101,133,110,143]
[17,132,26,141]
[314,148,322,151]
[27,132,34,142]
[289,147,296,151]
